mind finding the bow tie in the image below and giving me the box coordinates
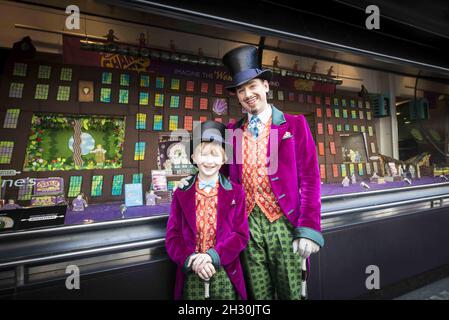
[199,180,216,190]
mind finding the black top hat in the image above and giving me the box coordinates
[189,120,229,161]
[222,45,272,91]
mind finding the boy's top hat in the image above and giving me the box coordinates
[222,45,272,91]
[189,120,228,162]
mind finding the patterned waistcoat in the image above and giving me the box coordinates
[195,180,218,253]
[242,118,283,222]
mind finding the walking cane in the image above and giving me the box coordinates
[300,258,308,299]
[204,278,210,300]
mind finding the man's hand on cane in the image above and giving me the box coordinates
[197,262,216,280]
[292,238,320,259]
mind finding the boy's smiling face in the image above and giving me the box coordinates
[191,142,226,179]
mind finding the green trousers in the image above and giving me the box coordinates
[241,205,302,300]
[183,268,238,300]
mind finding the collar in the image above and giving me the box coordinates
[248,105,272,125]
[178,172,233,192]
[235,104,286,128]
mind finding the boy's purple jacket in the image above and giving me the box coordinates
[225,105,324,246]
[165,174,249,300]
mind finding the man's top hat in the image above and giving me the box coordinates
[222,45,272,91]
[189,120,229,162]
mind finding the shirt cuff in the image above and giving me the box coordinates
[206,248,221,270]
[294,227,325,247]
[182,254,195,273]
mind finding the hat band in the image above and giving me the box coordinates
[233,68,263,86]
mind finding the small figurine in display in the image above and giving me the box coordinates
[409,165,416,179]
[404,177,412,185]
[360,181,370,189]
[358,84,369,99]
[342,176,350,187]
[351,174,357,184]
[90,144,107,166]
[105,29,119,43]
[349,149,357,163]
[440,175,449,182]
[272,56,279,68]
[311,61,318,73]
[327,66,335,76]
[145,190,161,206]
[138,33,146,47]
[370,172,379,182]
[72,194,88,212]
[293,60,299,71]
[0,199,21,210]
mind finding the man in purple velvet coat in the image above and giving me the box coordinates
[222,45,324,299]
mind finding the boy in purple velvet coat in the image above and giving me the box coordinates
[166,121,249,300]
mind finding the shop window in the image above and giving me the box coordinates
[278,91,284,101]
[185,96,194,109]
[111,175,124,196]
[136,113,147,130]
[268,90,273,100]
[200,82,209,94]
[119,89,129,104]
[289,92,295,101]
[9,82,24,98]
[184,116,193,131]
[139,92,149,105]
[60,68,72,81]
[334,109,340,118]
[13,62,27,77]
[35,84,49,100]
[17,178,33,201]
[170,78,180,90]
[56,86,71,101]
[316,108,322,118]
[342,99,347,107]
[155,93,164,107]
[120,74,130,86]
[100,88,111,103]
[91,176,104,197]
[155,76,164,89]
[134,142,146,160]
[3,109,20,128]
[153,115,163,131]
[199,116,208,123]
[102,72,112,84]
[199,98,208,110]
[68,176,83,198]
[132,173,143,184]
[215,84,223,95]
[186,80,195,92]
[38,65,51,79]
[170,96,180,108]
[333,97,339,107]
[169,115,179,131]
[140,75,150,87]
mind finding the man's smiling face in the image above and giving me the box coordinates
[236,78,270,115]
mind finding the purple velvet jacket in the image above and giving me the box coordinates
[165,174,249,300]
[226,105,324,246]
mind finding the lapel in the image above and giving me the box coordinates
[176,173,234,235]
[233,115,247,181]
[268,105,288,162]
[216,174,234,234]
